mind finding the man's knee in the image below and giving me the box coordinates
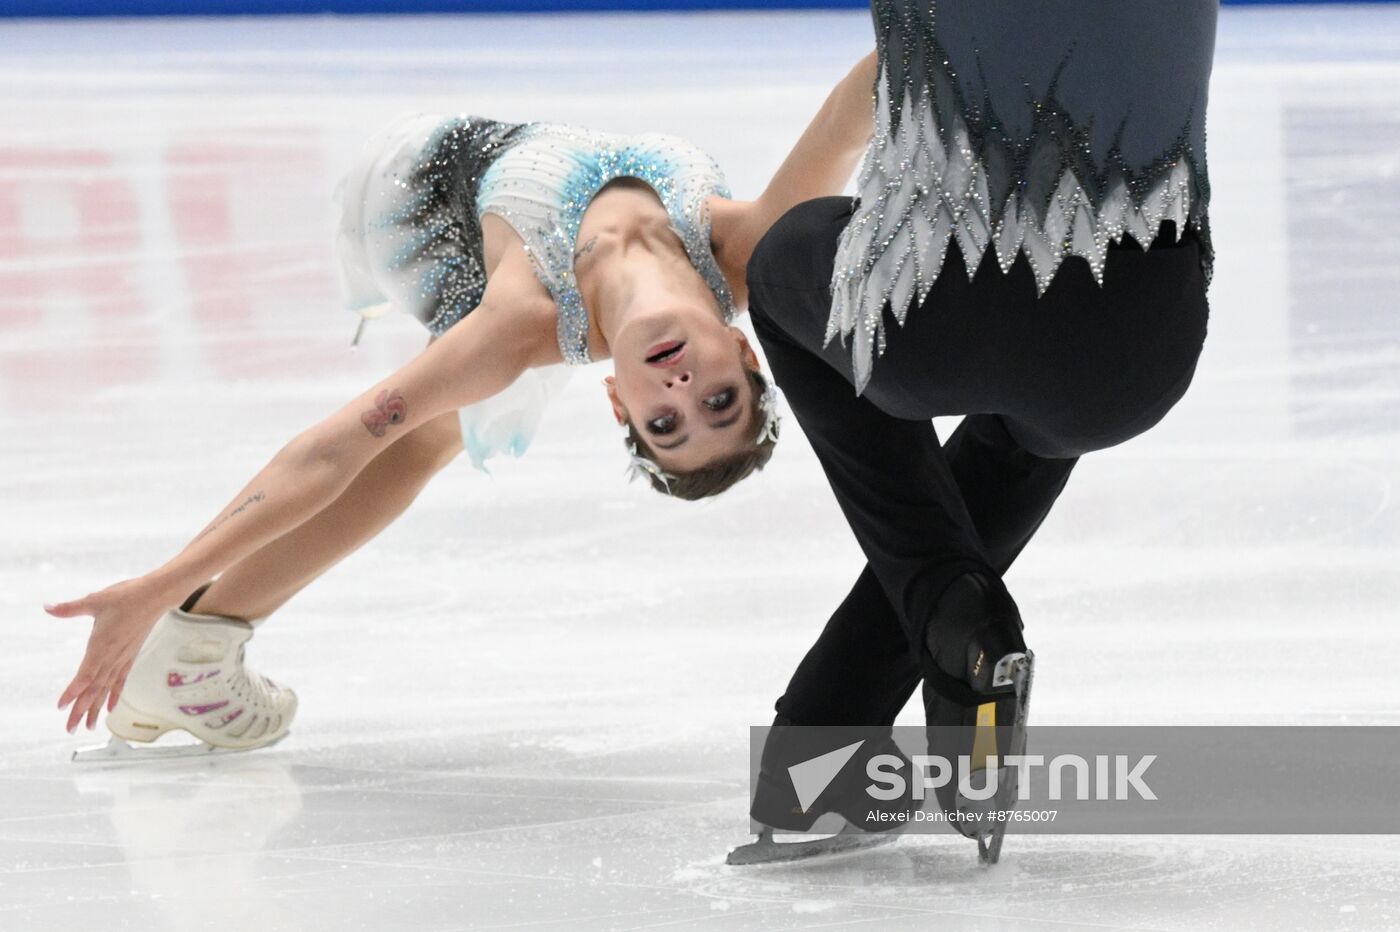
[747,196,857,359]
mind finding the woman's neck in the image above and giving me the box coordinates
[578,219,715,355]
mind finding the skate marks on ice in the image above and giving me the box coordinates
[2,740,731,930]
[3,3,1400,930]
[681,831,1400,930]
[0,756,304,929]
[10,714,1400,929]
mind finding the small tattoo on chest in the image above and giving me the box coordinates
[573,236,598,262]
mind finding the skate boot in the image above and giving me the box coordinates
[728,718,914,865]
[922,572,1034,865]
[73,595,297,762]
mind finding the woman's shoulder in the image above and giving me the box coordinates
[706,195,742,259]
[476,233,564,368]
[706,196,757,309]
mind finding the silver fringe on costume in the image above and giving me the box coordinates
[828,0,1215,394]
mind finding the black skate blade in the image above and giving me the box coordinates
[726,825,900,866]
[973,651,1035,865]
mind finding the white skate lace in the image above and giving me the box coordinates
[212,645,284,738]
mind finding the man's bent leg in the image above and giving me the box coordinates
[750,297,993,663]
[774,419,1076,726]
[944,414,1079,572]
[774,564,921,726]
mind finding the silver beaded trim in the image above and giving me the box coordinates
[623,424,678,492]
[477,124,735,367]
[829,0,1214,394]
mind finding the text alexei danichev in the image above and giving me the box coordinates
[864,808,1061,824]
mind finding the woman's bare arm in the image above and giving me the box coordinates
[753,50,879,221]
[48,282,549,733]
[150,306,529,603]
[713,51,879,298]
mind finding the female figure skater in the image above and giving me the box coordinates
[49,53,880,758]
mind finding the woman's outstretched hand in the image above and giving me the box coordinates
[46,577,174,734]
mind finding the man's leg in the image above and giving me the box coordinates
[750,298,992,666]
[774,415,1076,726]
[944,414,1079,573]
[774,563,921,725]
[751,199,1075,724]
[747,281,1037,847]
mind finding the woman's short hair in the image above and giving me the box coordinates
[624,368,779,501]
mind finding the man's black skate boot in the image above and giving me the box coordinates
[728,718,916,865]
[922,572,1035,865]
[749,717,917,831]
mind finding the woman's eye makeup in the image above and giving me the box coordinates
[703,388,736,412]
[646,413,678,435]
[643,388,735,436]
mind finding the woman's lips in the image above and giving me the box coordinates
[645,341,686,368]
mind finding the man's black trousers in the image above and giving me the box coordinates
[746,197,1211,724]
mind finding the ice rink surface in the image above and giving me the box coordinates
[2,4,1399,929]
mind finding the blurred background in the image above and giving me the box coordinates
[2,1,1398,930]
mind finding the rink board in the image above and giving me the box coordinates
[3,0,1398,21]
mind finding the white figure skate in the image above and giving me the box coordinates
[72,603,297,763]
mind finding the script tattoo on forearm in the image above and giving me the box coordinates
[194,490,266,542]
[361,387,408,438]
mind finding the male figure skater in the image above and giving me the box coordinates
[733,0,1220,864]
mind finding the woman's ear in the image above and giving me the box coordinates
[730,328,761,371]
[602,375,627,426]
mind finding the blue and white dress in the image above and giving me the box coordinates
[334,113,734,468]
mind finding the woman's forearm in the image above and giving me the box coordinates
[714,51,881,299]
[138,299,536,607]
[820,50,880,160]
[50,295,536,733]
[760,51,879,207]
[145,432,357,605]
[145,358,481,603]
[793,51,880,167]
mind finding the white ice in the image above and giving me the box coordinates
[2,5,1399,930]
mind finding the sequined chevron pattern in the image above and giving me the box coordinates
[829,1,1214,393]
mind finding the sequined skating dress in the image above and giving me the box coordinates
[333,113,733,468]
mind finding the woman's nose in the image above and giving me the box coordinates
[664,371,691,389]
